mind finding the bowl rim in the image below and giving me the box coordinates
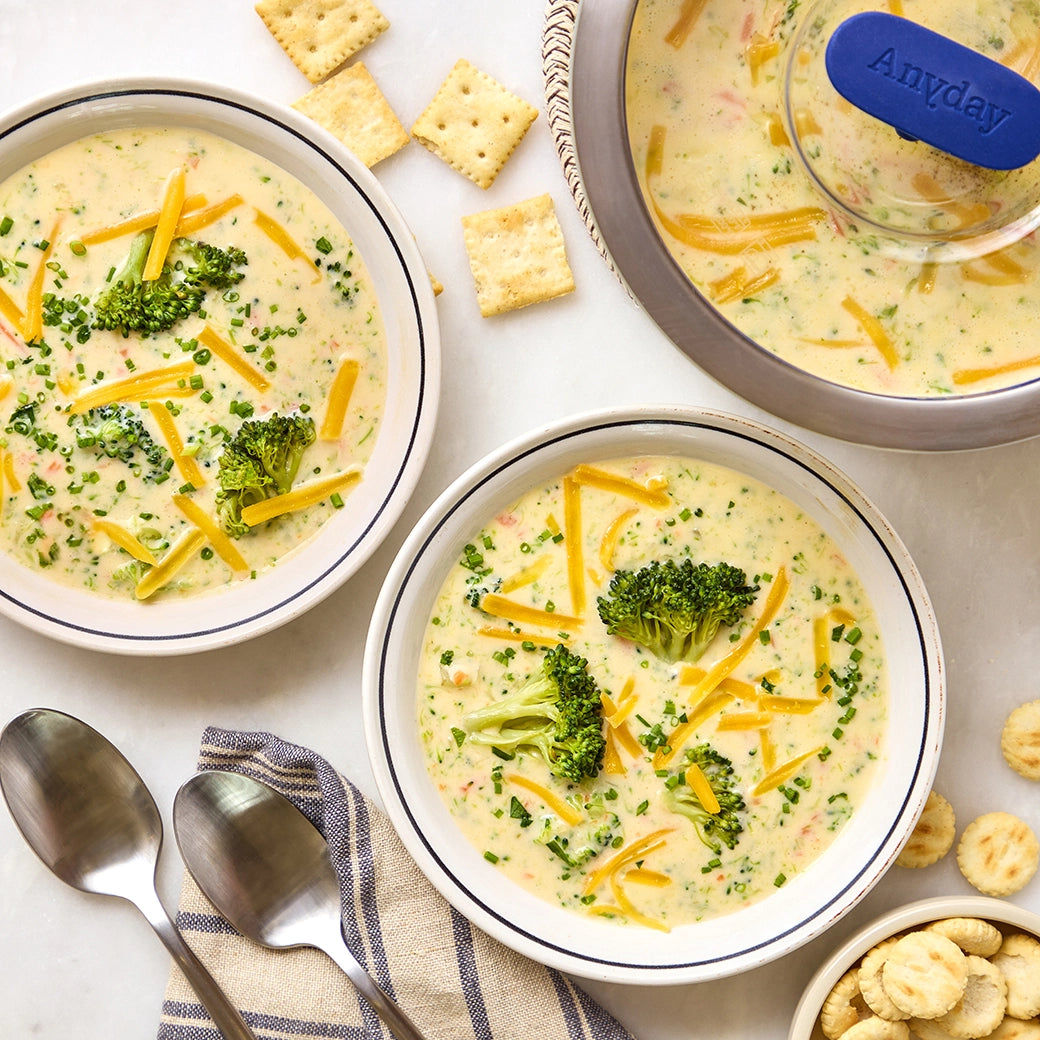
[362,403,946,984]
[0,76,440,655]
[788,894,1040,1040]
[559,0,1040,451]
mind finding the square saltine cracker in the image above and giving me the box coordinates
[256,0,389,83]
[461,194,575,317]
[412,59,538,189]
[293,62,408,167]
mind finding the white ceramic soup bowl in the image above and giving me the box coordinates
[790,895,1040,1040]
[363,405,945,984]
[0,79,439,655]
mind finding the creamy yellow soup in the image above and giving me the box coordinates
[626,0,1040,397]
[417,456,886,930]
[0,126,386,600]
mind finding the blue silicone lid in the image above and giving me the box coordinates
[825,11,1040,170]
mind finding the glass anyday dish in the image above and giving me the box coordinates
[549,0,1040,450]
[0,78,439,655]
[362,405,945,985]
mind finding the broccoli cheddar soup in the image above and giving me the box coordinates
[0,126,386,600]
[626,0,1040,397]
[417,456,886,930]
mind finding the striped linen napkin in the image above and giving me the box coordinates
[157,726,637,1040]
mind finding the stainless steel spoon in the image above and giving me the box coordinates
[0,708,257,1040]
[173,769,429,1040]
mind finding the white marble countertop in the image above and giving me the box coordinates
[0,1,1038,1037]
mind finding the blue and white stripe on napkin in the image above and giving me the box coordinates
[157,726,637,1040]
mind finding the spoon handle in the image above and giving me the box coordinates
[322,933,429,1040]
[135,886,259,1040]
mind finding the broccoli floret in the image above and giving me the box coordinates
[535,809,621,868]
[182,240,248,289]
[215,412,316,537]
[596,558,759,663]
[72,404,169,481]
[463,644,606,784]
[666,743,746,852]
[93,230,206,336]
[92,231,247,337]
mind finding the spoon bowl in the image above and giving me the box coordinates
[0,707,160,896]
[173,769,429,1040]
[0,708,257,1040]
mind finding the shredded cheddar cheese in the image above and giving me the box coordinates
[684,760,721,814]
[239,467,361,527]
[962,251,1030,286]
[653,688,736,768]
[758,695,824,715]
[752,746,825,797]
[716,711,774,730]
[0,283,25,330]
[746,35,781,84]
[602,729,626,775]
[505,774,583,827]
[196,325,271,394]
[562,475,586,618]
[20,220,60,343]
[253,208,321,281]
[602,685,642,759]
[840,295,899,369]
[499,555,551,594]
[623,867,672,887]
[173,193,244,238]
[664,0,707,48]
[477,592,583,632]
[569,463,670,508]
[582,829,674,896]
[91,518,158,566]
[476,623,568,645]
[142,167,186,281]
[172,494,249,575]
[813,606,857,698]
[602,679,638,727]
[135,526,207,600]
[708,265,780,304]
[917,261,939,294]
[80,193,207,245]
[149,405,205,488]
[608,872,671,932]
[1,451,18,492]
[68,360,196,414]
[318,356,360,441]
[598,507,637,572]
[758,727,777,773]
[684,566,790,707]
[953,354,1040,386]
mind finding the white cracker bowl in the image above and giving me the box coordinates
[790,895,1040,1040]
